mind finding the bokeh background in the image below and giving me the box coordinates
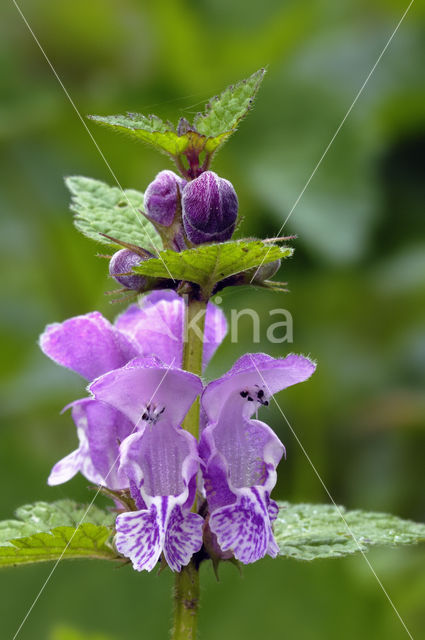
[1,0,424,638]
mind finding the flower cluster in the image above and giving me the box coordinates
[109,170,239,290]
[40,162,316,573]
[40,292,315,572]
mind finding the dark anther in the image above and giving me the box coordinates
[257,389,264,399]
[240,391,248,398]
[247,396,254,401]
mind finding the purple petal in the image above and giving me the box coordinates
[115,497,203,572]
[164,507,204,572]
[115,293,183,366]
[40,312,139,381]
[115,502,163,572]
[114,409,202,572]
[71,399,133,489]
[48,399,133,489]
[268,498,279,522]
[202,353,316,423]
[203,303,227,369]
[48,448,88,486]
[89,357,202,427]
[47,428,103,487]
[115,292,227,369]
[200,355,299,563]
[119,419,199,500]
[199,450,236,513]
[209,487,278,564]
[201,389,284,493]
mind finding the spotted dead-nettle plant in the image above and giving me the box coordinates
[3,70,425,640]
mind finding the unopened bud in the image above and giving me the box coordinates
[213,259,282,294]
[144,170,187,227]
[251,259,281,283]
[109,249,151,290]
[182,171,238,244]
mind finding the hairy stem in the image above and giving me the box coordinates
[172,559,201,640]
[182,296,206,437]
[171,294,206,640]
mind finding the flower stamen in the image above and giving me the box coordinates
[141,403,166,424]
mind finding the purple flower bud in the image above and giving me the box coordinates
[109,249,150,290]
[182,171,238,244]
[144,170,187,227]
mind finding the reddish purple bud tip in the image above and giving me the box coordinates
[144,170,187,227]
[109,249,149,290]
[182,171,238,245]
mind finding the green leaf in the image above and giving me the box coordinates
[0,500,119,568]
[194,68,266,140]
[65,176,162,251]
[88,113,187,155]
[133,240,293,293]
[88,114,227,158]
[88,70,265,161]
[274,502,425,561]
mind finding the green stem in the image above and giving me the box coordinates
[172,560,201,640]
[171,294,206,640]
[181,296,206,437]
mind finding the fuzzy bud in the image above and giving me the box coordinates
[251,259,281,283]
[182,171,238,245]
[144,170,187,227]
[109,249,150,290]
[213,259,282,294]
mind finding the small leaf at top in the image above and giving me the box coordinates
[65,176,162,251]
[88,70,265,166]
[0,500,119,568]
[132,240,292,295]
[88,113,187,156]
[274,502,425,561]
[88,113,228,160]
[194,68,266,139]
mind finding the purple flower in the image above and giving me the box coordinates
[109,249,150,290]
[199,353,316,564]
[182,171,238,244]
[39,292,226,488]
[144,170,187,227]
[48,399,132,489]
[89,357,204,572]
[114,291,227,370]
[41,290,317,573]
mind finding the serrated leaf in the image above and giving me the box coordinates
[65,176,162,251]
[88,70,265,162]
[133,240,292,293]
[88,113,186,155]
[194,68,266,139]
[0,524,117,567]
[274,502,425,561]
[88,114,227,158]
[0,500,118,567]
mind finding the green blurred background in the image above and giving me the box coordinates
[1,0,424,638]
